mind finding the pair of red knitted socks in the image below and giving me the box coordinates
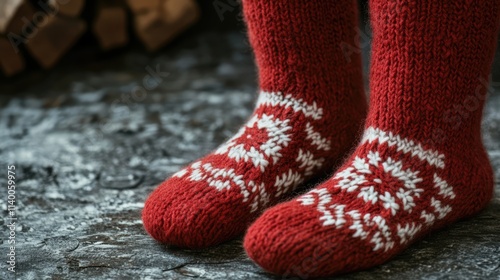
[142,0,500,277]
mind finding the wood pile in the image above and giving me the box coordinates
[0,0,200,77]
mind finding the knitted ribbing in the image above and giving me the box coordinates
[142,0,366,248]
[244,0,500,277]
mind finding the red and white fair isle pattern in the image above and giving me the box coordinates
[297,127,454,252]
[142,0,367,249]
[243,0,499,277]
[173,91,330,209]
[244,126,492,277]
[142,91,340,248]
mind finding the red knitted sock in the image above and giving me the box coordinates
[244,0,500,277]
[142,0,367,248]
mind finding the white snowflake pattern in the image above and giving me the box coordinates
[299,127,457,251]
[215,114,292,172]
[334,151,423,215]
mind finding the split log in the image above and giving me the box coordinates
[48,0,85,18]
[0,36,24,76]
[92,1,128,51]
[0,0,36,35]
[131,0,199,52]
[126,0,161,14]
[25,16,86,69]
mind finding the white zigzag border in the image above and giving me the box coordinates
[256,91,323,120]
[362,127,446,169]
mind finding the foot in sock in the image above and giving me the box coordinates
[142,0,367,248]
[244,0,500,277]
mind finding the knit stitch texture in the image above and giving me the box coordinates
[244,0,500,277]
[142,0,367,248]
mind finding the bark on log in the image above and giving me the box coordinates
[48,0,85,18]
[0,0,36,35]
[25,16,86,69]
[132,0,199,52]
[92,1,128,51]
[0,36,24,76]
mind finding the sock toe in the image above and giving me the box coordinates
[142,177,252,248]
[244,201,340,277]
[244,199,391,278]
[245,123,496,277]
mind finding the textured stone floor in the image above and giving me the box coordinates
[0,29,499,280]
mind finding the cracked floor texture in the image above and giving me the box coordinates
[1,27,500,280]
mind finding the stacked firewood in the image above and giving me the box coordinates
[0,0,199,77]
